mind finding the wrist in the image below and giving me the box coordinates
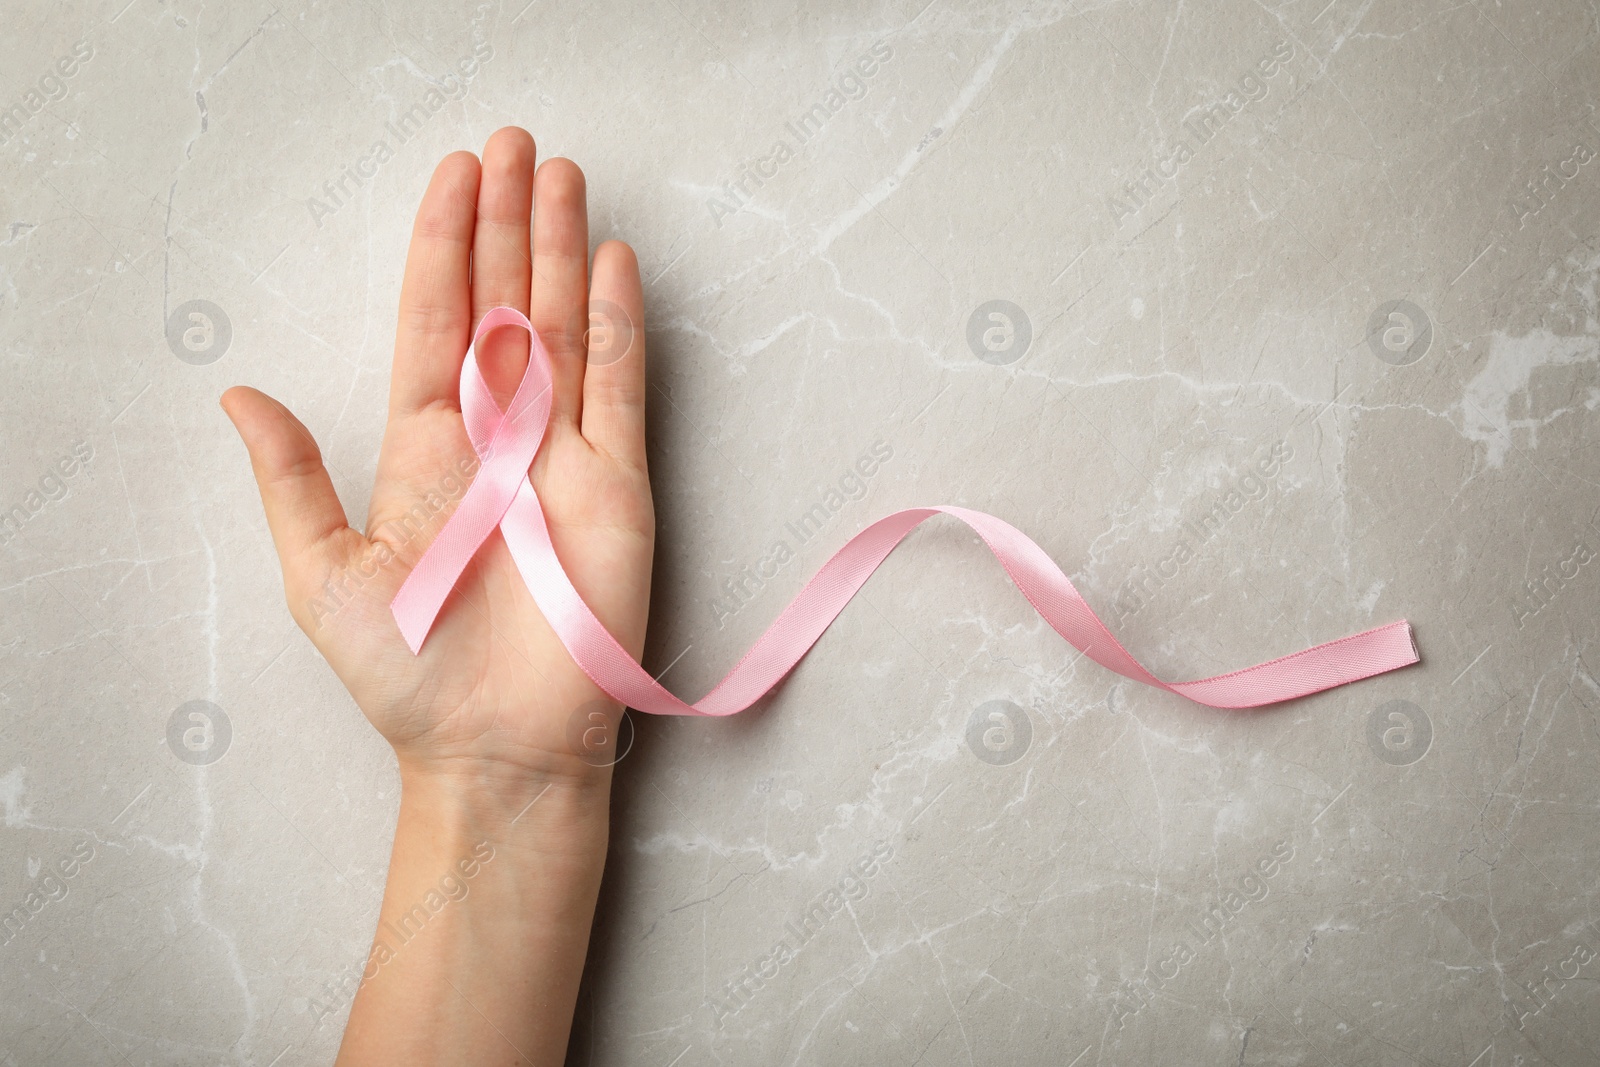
[338,748,612,1064]
[396,755,612,864]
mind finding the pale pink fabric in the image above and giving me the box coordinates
[392,309,1419,713]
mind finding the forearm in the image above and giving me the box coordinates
[335,760,611,1067]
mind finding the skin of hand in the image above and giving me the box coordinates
[221,126,651,1064]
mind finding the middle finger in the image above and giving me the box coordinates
[471,126,537,408]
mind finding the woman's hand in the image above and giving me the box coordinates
[223,127,650,1064]
[223,126,652,789]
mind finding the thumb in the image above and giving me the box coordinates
[221,386,363,624]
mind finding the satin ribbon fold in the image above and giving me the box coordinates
[391,308,1419,713]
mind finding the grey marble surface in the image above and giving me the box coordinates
[3,0,1599,1064]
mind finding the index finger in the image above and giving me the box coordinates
[388,150,481,417]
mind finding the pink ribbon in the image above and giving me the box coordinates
[391,308,1419,713]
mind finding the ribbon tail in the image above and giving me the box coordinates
[496,493,1419,716]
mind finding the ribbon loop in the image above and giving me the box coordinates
[390,308,553,653]
[391,307,1419,712]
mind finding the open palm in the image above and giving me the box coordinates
[222,128,652,783]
